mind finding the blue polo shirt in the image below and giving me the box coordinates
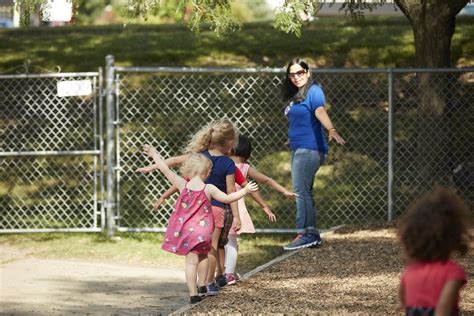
[201,150,236,208]
[285,84,328,153]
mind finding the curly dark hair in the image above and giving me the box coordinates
[398,186,472,262]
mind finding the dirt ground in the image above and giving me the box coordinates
[188,226,474,315]
[0,246,188,315]
[1,227,473,315]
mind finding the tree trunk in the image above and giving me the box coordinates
[394,0,468,190]
[395,0,468,67]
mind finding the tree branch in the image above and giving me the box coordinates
[394,0,415,25]
[448,0,470,15]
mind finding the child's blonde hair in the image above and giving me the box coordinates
[184,118,238,153]
[180,153,213,179]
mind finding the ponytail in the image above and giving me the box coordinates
[184,119,238,153]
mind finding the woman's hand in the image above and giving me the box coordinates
[328,129,346,145]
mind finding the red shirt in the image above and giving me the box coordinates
[234,167,246,186]
[401,260,467,310]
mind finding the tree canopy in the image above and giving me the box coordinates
[15,0,470,67]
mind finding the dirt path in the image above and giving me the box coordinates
[1,246,187,315]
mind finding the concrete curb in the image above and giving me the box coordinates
[170,225,344,315]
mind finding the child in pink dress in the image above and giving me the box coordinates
[397,186,471,316]
[137,146,258,304]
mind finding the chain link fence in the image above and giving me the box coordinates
[391,70,474,218]
[1,62,472,233]
[111,64,473,232]
[0,72,104,232]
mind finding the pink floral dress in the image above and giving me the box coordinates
[162,184,214,255]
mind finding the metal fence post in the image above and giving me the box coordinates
[387,69,394,221]
[105,55,116,237]
[98,67,105,231]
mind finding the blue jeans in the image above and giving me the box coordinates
[291,148,325,235]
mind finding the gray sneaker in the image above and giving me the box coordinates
[308,234,323,248]
[206,282,220,296]
[283,233,321,250]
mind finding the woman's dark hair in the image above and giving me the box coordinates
[281,58,314,104]
[397,186,472,262]
[233,134,252,161]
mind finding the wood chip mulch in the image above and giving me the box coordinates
[186,226,474,315]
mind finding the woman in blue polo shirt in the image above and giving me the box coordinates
[281,58,346,250]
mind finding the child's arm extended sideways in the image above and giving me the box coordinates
[136,145,187,191]
[247,166,297,199]
[206,181,258,205]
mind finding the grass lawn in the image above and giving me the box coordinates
[1,16,473,73]
[0,232,293,273]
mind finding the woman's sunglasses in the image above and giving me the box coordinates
[288,70,307,78]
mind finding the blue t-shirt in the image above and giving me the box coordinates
[202,150,236,208]
[285,84,328,153]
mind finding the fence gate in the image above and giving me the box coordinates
[0,72,104,232]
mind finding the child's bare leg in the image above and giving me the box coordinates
[197,254,208,287]
[217,247,225,276]
[206,228,222,284]
[185,252,199,296]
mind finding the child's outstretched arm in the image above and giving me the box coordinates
[207,181,258,204]
[436,280,465,316]
[136,145,187,191]
[154,185,179,211]
[247,167,298,199]
[164,154,189,168]
[136,153,189,174]
[248,189,277,222]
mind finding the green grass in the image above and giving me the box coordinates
[0,232,292,273]
[1,16,472,73]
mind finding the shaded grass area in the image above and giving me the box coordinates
[1,16,473,73]
[0,232,292,273]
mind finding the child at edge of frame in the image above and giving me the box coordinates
[397,186,472,316]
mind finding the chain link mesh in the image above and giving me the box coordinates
[0,74,102,231]
[392,71,474,218]
[114,69,422,231]
[0,156,97,230]
[1,68,471,233]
